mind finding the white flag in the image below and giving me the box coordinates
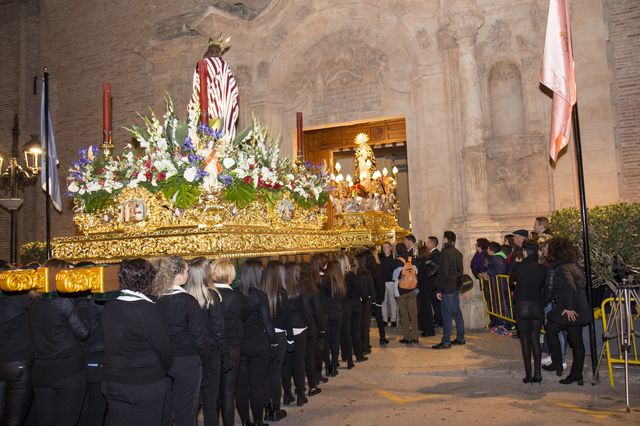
[40,79,62,212]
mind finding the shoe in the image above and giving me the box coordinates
[542,364,563,376]
[559,376,583,386]
[399,338,411,344]
[355,356,368,362]
[269,408,286,421]
[451,339,465,345]
[379,337,389,345]
[421,332,435,337]
[264,404,274,422]
[242,422,255,426]
[541,356,552,366]
[532,374,542,385]
[363,349,372,355]
[390,321,397,328]
[432,342,451,349]
[412,338,420,344]
[308,386,321,396]
[347,359,355,369]
[522,376,532,384]
[326,365,332,378]
[332,365,338,377]
[283,392,295,406]
[318,376,328,383]
[296,393,308,406]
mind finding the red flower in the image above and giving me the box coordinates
[157,172,166,181]
[244,176,252,184]
[274,183,281,190]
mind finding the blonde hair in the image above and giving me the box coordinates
[151,256,186,297]
[211,259,236,284]
[185,257,221,308]
[337,253,351,275]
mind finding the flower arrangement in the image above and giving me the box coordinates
[67,100,331,214]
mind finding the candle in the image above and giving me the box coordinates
[198,59,208,126]
[296,112,303,159]
[102,82,111,144]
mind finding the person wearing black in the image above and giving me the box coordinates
[155,256,209,426]
[543,238,590,385]
[29,259,89,426]
[366,247,388,346]
[0,262,34,426]
[101,258,173,426]
[310,254,330,384]
[184,257,229,426]
[236,259,276,426]
[424,237,442,328]
[299,262,324,397]
[338,254,355,369]
[282,262,312,406]
[322,261,346,377]
[432,231,464,349]
[379,242,397,327]
[416,244,438,337]
[354,252,374,358]
[211,259,249,426]
[511,240,546,384]
[261,261,292,422]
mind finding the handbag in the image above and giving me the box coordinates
[458,274,474,294]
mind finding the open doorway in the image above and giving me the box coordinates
[303,118,411,230]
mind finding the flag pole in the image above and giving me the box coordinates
[571,101,598,376]
[43,67,51,260]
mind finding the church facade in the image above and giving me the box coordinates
[1,0,638,325]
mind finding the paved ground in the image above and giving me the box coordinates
[267,326,640,426]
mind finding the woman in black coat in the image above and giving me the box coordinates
[299,262,324,397]
[543,238,591,385]
[184,257,229,426]
[511,240,547,384]
[29,259,90,426]
[236,259,276,426]
[321,261,346,378]
[102,259,173,426]
[338,253,355,369]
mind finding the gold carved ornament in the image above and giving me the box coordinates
[0,268,55,293]
[55,266,120,293]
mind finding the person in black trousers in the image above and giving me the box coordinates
[0,261,34,426]
[367,247,388,346]
[349,256,366,362]
[211,259,249,426]
[101,258,173,426]
[338,254,355,369]
[511,240,546,384]
[282,262,312,406]
[154,256,209,426]
[310,254,330,385]
[261,260,292,422]
[299,262,324,397]
[357,252,375,354]
[237,259,276,426]
[184,257,230,426]
[543,238,591,385]
[416,245,438,337]
[322,261,346,378]
[29,259,90,426]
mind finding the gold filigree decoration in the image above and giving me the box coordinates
[56,267,120,293]
[0,268,53,293]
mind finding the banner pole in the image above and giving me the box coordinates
[43,68,51,259]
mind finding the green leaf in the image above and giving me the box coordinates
[175,123,188,148]
[83,190,117,213]
[224,181,257,209]
[160,176,201,209]
[232,125,252,146]
[261,188,281,208]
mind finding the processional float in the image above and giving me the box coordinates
[1,34,406,294]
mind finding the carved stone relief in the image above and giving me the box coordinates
[415,29,431,49]
[489,19,511,53]
[235,64,252,87]
[389,1,408,18]
[209,0,274,20]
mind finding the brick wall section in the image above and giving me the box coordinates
[607,0,640,201]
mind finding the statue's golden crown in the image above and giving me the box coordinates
[208,33,232,51]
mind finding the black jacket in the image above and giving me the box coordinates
[511,256,546,306]
[544,260,590,326]
[437,244,463,294]
[76,296,105,357]
[417,252,439,293]
[102,299,173,385]
[354,273,374,305]
[29,296,90,384]
[216,285,250,348]
[0,293,32,362]
[287,292,314,330]
[157,291,210,359]
[319,274,343,319]
[271,288,294,340]
[306,288,326,335]
[243,287,277,345]
[379,253,395,282]
[203,289,230,368]
[370,264,385,305]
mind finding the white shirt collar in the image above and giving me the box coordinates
[166,285,187,295]
[214,283,233,290]
[118,289,154,303]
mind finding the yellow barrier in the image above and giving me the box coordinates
[600,296,639,387]
[480,274,515,328]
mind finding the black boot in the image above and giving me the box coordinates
[282,391,295,406]
[271,407,287,421]
[296,390,308,406]
[332,364,338,377]
[308,386,322,396]
[326,363,333,377]
[347,359,355,369]
[264,403,275,422]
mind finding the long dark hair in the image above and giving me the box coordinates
[260,260,285,317]
[311,253,329,274]
[284,262,302,299]
[119,258,156,294]
[299,261,319,295]
[354,252,369,276]
[240,259,264,296]
[546,238,577,263]
[325,260,346,298]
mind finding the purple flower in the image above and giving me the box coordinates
[218,173,233,187]
[183,137,195,151]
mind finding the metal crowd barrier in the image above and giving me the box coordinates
[600,296,640,387]
[479,274,515,328]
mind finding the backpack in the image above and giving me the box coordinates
[398,257,418,290]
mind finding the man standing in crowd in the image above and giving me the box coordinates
[424,236,442,330]
[404,234,418,257]
[534,217,552,236]
[432,231,464,349]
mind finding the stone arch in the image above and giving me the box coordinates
[488,61,525,137]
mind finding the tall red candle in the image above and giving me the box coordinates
[198,59,208,126]
[102,82,112,144]
[296,112,303,159]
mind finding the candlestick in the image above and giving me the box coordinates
[296,112,303,159]
[335,161,342,173]
[102,82,113,154]
[382,167,388,177]
[392,166,399,175]
[198,59,208,126]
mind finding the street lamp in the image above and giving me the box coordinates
[0,115,39,264]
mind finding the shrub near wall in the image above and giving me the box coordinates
[551,202,640,287]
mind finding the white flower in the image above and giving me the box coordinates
[222,157,236,169]
[157,138,168,150]
[184,167,197,182]
[68,182,79,193]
